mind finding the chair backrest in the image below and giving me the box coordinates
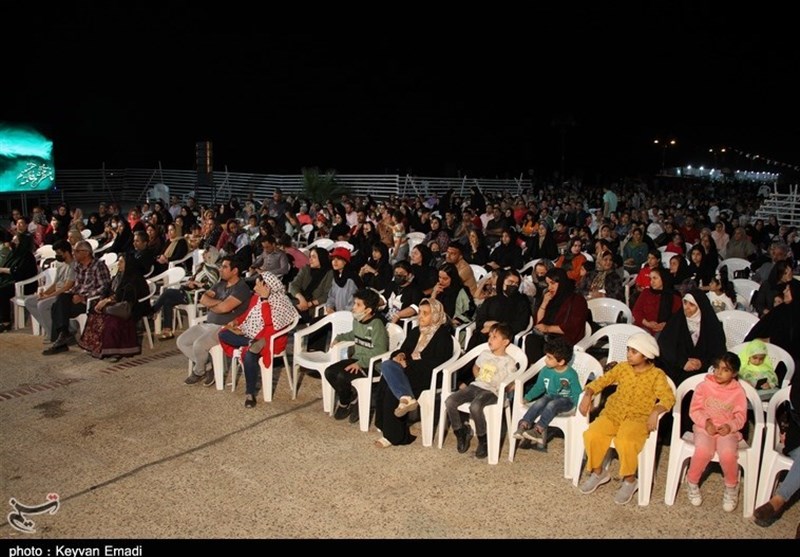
[764,386,790,454]
[332,240,354,252]
[587,297,633,325]
[731,341,796,388]
[470,264,488,283]
[35,244,55,261]
[81,229,92,239]
[100,252,118,268]
[517,258,541,276]
[386,322,406,353]
[716,310,759,350]
[576,323,649,365]
[671,372,764,446]
[731,279,759,310]
[718,258,752,280]
[308,238,334,252]
[86,238,99,250]
[141,280,158,302]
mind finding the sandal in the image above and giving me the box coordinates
[158,331,175,340]
[373,437,392,449]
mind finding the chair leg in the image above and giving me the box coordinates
[419,391,434,447]
[260,360,274,402]
[142,317,154,349]
[209,344,225,391]
[15,305,25,329]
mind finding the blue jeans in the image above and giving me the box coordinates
[777,446,800,501]
[520,395,575,429]
[381,360,413,400]
[218,329,261,396]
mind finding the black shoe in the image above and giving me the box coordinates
[184,373,204,385]
[333,402,352,420]
[475,434,488,459]
[753,502,781,527]
[244,395,257,409]
[202,369,216,387]
[348,399,360,424]
[42,344,68,356]
[0,323,11,333]
[455,425,473,454]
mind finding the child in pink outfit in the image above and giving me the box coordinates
[685,352,747,512]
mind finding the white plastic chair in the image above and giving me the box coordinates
[292,311,354,412]
[513,316,534,347]
[587,297,633,326]
[418,335,462,447]
[663,373,764,517]
[718,258,752,281]
[13,268,57,332]
[168,249,198,270]
[517,258,541,276]
[509,351,603,482]
[331,240,354,252]
[575,323,649,365]
[731,341,795,389]
[100,252,118,270]
[35,244,55,263]
[226,315,301,402]
[86,238,99,251]
[436,343,528,465]
[81,229,92,239]
[716,310,758,350]
[139,281,158,349]
[148,267,187,333]
[297,224,314,247]
[406,232,426,253]
[731,279,759,312]
[574,376,676,506]
[755,387,793,508]
[306,238,334,253]
[350,323,405,431]
[469,264,488,283]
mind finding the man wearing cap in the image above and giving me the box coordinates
[577,332,675,505]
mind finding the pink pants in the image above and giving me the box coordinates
[686,424,740,487]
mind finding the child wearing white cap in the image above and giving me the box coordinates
[577,332,676,505]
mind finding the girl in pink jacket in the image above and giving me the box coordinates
[685,352,747,512]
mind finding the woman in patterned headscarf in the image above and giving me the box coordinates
[373,298,455,447]
[218,271,299,408]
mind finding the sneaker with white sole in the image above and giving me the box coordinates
[722,485,739,513]
[614,479,639,505]
[523,426,545,443]
[512,422,530,440]
[578,471,611,494]
[686,482,703,506]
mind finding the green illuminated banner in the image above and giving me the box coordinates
[0,124,55,193]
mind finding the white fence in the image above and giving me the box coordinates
[1,167,533,214]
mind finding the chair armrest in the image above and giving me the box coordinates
[512,366,541,401]
[15,272,43,296]
[85,295,100,311]
[367,350,393,379]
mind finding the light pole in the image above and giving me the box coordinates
[654,138,677,173]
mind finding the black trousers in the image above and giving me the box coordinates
[50,293,86,341]
[324,358,362,405]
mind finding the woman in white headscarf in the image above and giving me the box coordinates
[656,289,727,388]
[373,298,454,447]
[218,271,299,408]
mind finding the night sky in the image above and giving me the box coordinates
[4,4,799,181]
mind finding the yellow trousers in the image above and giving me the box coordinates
[583,415,649,477]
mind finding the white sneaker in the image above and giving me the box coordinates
[722,485,739,512]
[686,482,703,506]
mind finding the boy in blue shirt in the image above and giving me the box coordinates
[512,337,581,451]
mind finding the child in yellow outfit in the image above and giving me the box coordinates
[577,332,676,505]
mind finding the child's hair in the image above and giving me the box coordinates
[543,336,574,365]
[489,322,512,342]
[711,267,737,305]
[715,351,741,377]
[354,288,381,314]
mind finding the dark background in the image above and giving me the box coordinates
[3,4,799,181]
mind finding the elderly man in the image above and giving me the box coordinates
[43,240,111,355]
[178,256,251,386]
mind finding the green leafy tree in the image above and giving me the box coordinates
[301,167,347,203]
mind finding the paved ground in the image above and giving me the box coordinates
[0,325,797,540]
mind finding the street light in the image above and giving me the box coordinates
[654,138,677,173]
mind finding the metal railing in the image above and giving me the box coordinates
[1,167,533,213]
